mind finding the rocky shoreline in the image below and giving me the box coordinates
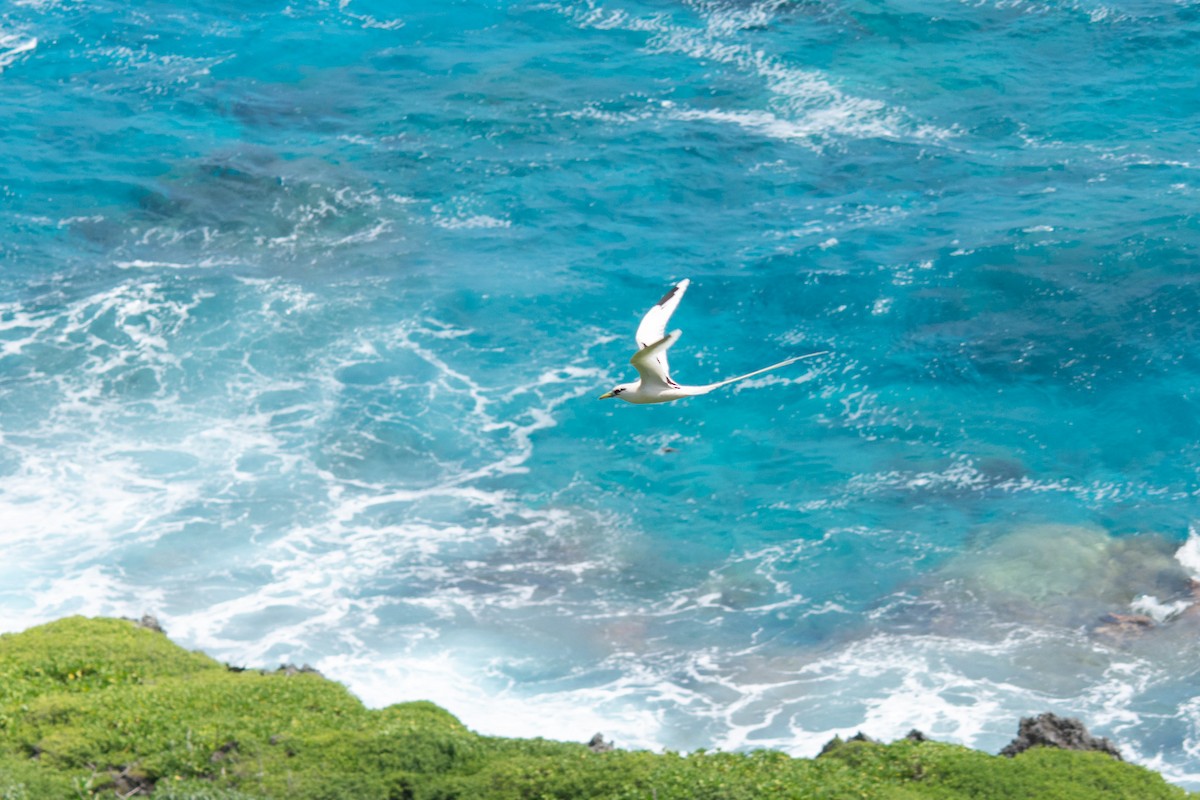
[141,615,1135,766]
[0,616,1193,799]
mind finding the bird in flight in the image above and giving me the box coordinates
[599,279,826,404]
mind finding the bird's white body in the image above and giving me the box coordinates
[599,278,825,404]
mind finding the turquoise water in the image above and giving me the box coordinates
[5,0,1200,785]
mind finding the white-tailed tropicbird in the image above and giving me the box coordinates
[599,278,827,404]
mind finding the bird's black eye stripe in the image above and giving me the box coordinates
[614,388,623,394]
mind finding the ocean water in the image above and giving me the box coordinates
[5,0,1200,785]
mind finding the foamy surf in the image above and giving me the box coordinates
[0,32,36,72]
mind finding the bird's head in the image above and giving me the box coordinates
[598,384,634,401]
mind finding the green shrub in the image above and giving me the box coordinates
[0,749,77,798]
[148,780,266,800]
[0,616,219,727]
[818,738,1194,800]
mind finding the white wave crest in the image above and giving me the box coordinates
[338,0,406,30]
[0,33,37,72]
[433,214,512,230]
[1176,525,1200,578]
[563,0,955,147]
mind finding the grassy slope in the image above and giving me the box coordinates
[0,617,1193,800]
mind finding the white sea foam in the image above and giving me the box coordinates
[0,278,316,611]
[338,0,405,30]
[433,214,512,230]
[562,0,954,148]
[689,0,788,37]
[330,219,393,245]
[558,104,657,125]
[0,568,156,637]
[317,650,667,750]
[0,282,221,582]
[0,303,50,357]
[0,33,37,72]
[1128,526,1200,622]
[1130,595,1192,623]
[114,260,194,270]
[1,273,632,743]
[121,179,400,257]
[88,44,234,93]
[834,455,1185,507]
[1162,697,1200,788]
[1175,525,1200,577]
[956,0,1131,25]
[721,628,1158,758]
[387,618,1149,764]
[564,3,669,33]
[771,207,904,248]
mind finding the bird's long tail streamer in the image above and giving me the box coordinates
[706,350,828,391]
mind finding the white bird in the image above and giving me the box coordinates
[599,278,826,404]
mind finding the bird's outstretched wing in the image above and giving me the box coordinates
[630,330,682,390]
[634,278,689,385]
[635,278,689,348]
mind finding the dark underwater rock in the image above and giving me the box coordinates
[1092,612,1156,641]
[1000,712,1122,760]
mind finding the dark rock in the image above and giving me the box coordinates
[904,729,929,743]
[129,615,165,634]
[818,731,877,756]
[210,740,239,763]
[1000,712,1122,760]
[1092,612,1155,640]
[108,764,155,797]
[817,735,844,756]
[818,736,843,756]
[276,663,323,677]
[587,733,614,753]
[268,735,297,757]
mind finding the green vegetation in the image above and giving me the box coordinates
[0,617,1194,799]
